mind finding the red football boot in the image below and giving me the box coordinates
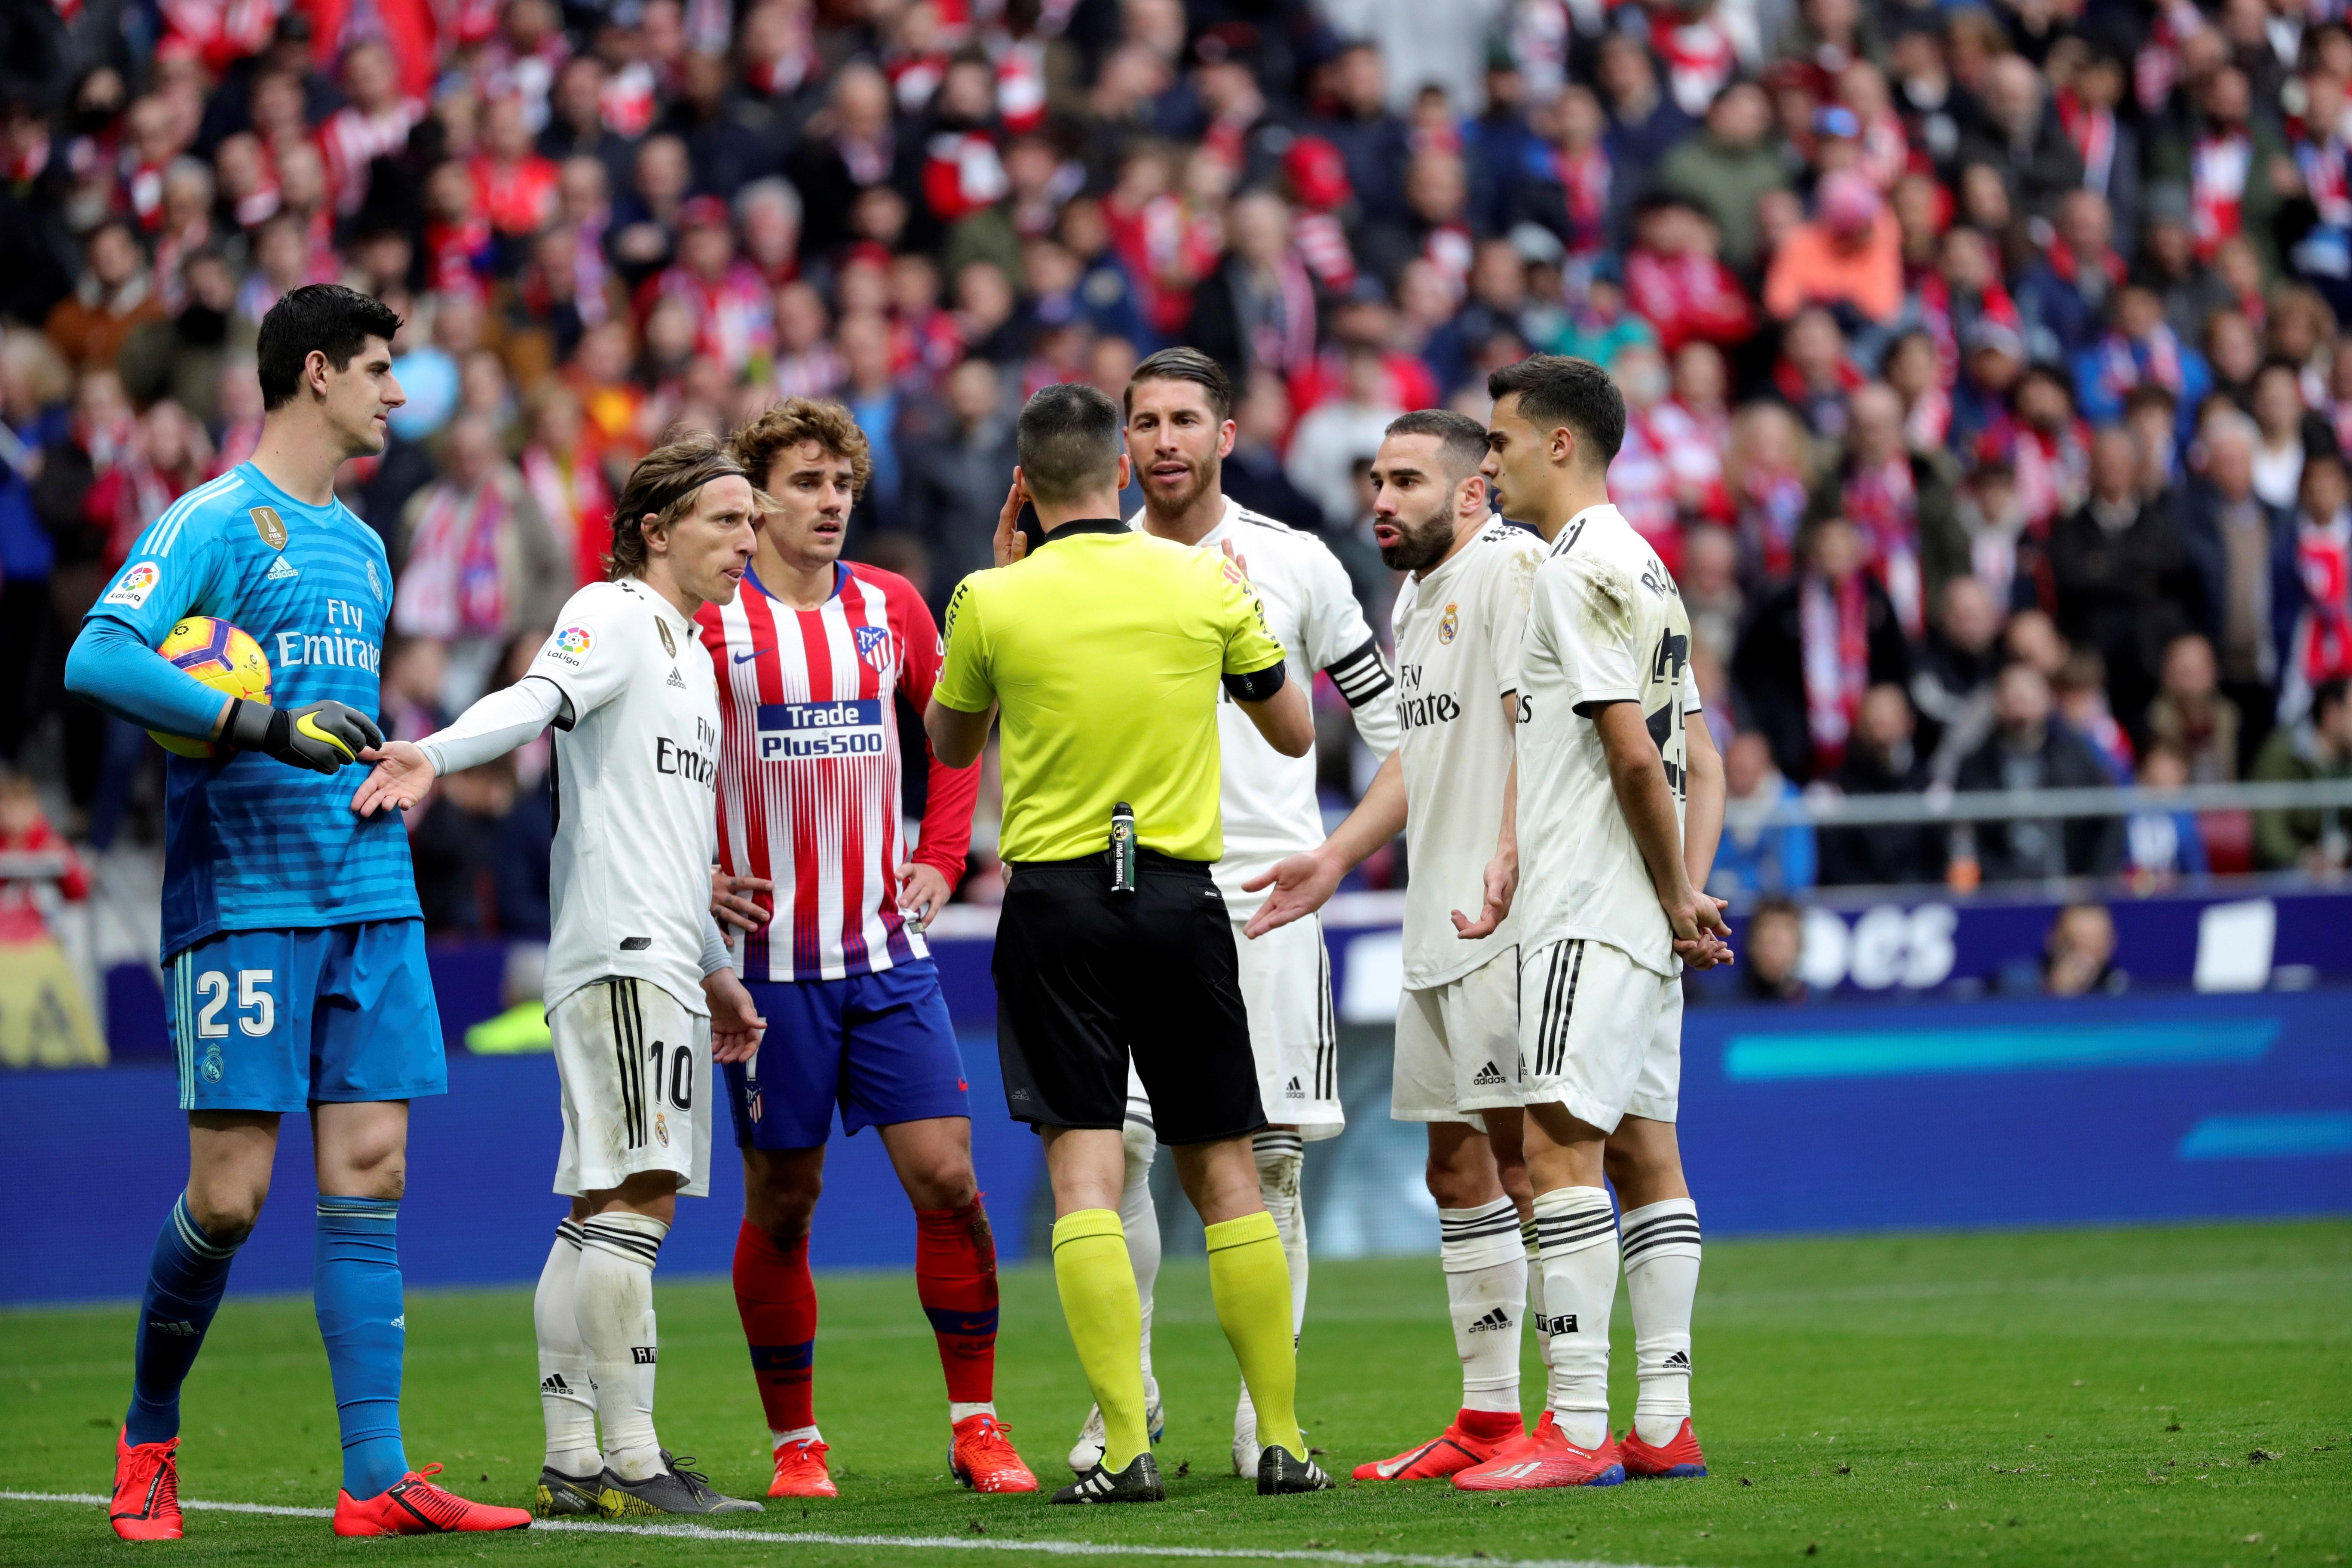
[950,1414,1039,1493]
[768,1436,839,1499]
[331,1464,532,1535]
[1619,1417,1708,1479]
[1352,1410,1526,1481]
[1451,1412,1626,1491]
[110,1429,183,1541]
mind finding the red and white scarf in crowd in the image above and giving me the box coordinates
[1800,570,1871,772]
[2191,131,2252,259]
[922,130,1008,223]
[520,443,611,590]
[2135,1,2206,115]
[653,262,775,378]
[2294,508,2352,689]
[1739,464,1810,580]
[1656,16,1737,117]
[396,481,511,641]
[2056,89,2118,195]
[159,0,280,72]
[2301,132,2352,230]
[2011,417,2092,532]
[600,61,659,139]
[994,36,1047,134]
[1905,383,1952,451]
[321,98,423,217]
[1843,457,1925,637]
[1293,208,1358,294]
[1556,144,1610,257]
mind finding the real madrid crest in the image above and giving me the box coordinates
[249,506,288,551]
[1439,601,1459,644]
[657,619,677,658]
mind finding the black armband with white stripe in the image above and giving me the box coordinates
[1223,659,1288,703]
[1324,636,1395,708]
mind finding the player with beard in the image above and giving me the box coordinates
[1062,348,1401,1479]
[1244,410,1551,1478]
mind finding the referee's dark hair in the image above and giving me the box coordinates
[256,285,404,411]
[1487,354,1625,471]
[1017,383,1124,505]
[1126,346,1233,421]
[1386,409,1491,481]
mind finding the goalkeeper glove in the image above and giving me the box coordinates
[224,698,383,774]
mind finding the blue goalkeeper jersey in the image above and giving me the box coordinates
[85,462,420,958]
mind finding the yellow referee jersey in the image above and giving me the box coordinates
[934,519,1288,864]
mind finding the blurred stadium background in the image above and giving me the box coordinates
[3,0,2352,1309]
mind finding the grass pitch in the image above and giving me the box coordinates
[2,1222,2347,1568]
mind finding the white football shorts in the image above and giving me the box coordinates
[1391,945,1523,1130]
[551,976,714,1198]
[1515,936,1681,1133]
[1120,909,1343,1141]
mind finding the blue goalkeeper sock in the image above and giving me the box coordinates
[125,1194,244,1445]
[314,1196,410,1499]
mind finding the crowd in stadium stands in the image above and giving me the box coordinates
[3,0,2352,940]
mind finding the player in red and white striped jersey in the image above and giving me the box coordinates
[696,400,1035,1500]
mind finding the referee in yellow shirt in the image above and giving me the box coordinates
[925,383,1331,1504]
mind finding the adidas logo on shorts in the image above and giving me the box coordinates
[1466,1308,1512,1333]
[1472,1062,1507,1086]
[1284,1076,1304,1097]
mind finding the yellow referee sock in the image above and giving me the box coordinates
[1051,1209,1151,1470]
[1204,1211,1303,1457]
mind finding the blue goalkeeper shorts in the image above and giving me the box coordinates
[165,919,446,1112]
[724,960,970,1149]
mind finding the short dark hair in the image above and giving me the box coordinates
[255,285,404,411]
[1125,346,1234,421]
[1487,353,1625,469]
[1384,409,1490,480]
[2315,677,2350,722]
[1017,383,1123,506]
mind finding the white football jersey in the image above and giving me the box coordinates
[1128,496,1400,905]
[1391,520,1547,989]
[1513,504,1703,977]
[529,578,724,1016]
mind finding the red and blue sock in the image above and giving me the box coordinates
[916,1200,998,1412]
[733,1221,818,1438]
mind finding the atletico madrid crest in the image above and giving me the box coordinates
[854,625,893,671]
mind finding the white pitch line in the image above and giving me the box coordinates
[0,1490,1688,1568]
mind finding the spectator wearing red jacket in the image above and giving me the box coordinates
[1624,194,1756,357]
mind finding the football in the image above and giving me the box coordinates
[149,616,271,759]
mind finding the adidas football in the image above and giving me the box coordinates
[150,617,272,759]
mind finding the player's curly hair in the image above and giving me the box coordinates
[606,429,759,580]
[729,397,872,502]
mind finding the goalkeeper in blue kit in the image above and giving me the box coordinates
[63,285,531,1540]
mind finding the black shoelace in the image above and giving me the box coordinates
[665,1456,718,1502]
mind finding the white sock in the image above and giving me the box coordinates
[770,1423,821,1452]
[1621,1198,1702,1446]
[534,1219,603,1476]
[1522,1215,1552,1371]
[1236,1129,1308,1440]
[1534,1185,1618,1449]
[1121,1112,1161,1387]
[1439,1197,1526,1414]
[576,1212,669,1481]
[949,1400,997,1424]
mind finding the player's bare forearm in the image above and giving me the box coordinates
[1681,714,1725,894]
[1593,702,1724,947]
[1241,751,1403,938]
[924,698,994,769]
[1455,712,1520,940]
[1238,677,1314,757]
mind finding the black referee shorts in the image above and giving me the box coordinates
[992,850,1266,1146]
